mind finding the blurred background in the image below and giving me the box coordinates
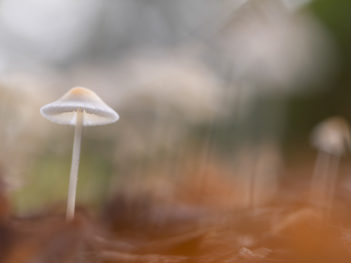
[0,0,350,215]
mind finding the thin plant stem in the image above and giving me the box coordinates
[309,151,330,207]
[325,156,340,221]
[249,151,259,208]
[66,109,83,221]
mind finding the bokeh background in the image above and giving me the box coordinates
[0,0,350,215]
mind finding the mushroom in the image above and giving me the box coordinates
[40,87,119,221]
[310,116,350,218]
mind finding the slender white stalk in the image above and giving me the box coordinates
[325,156,339,220]
[309,151,330,207]
[66,110,83,221]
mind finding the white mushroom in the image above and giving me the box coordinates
[311,117,350,156]
[40,87,119,221]
[310,116,350,218]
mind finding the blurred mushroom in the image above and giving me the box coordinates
[0,0,102,64]
[220,0,335,92]
[40,87,119,221]
[234,143,282,208]
[0,74,53,188]
[310,116,351,218]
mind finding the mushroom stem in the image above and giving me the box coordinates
[310,151,330,207]
[310,151,340,220]
[66,109,83,221]
[325,155,340,220]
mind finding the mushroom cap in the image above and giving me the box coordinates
[40,87,119,126]
[311,116,351,156]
